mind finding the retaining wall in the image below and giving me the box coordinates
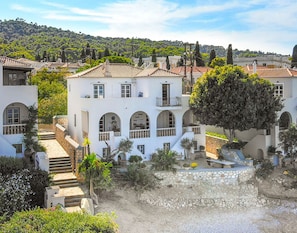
[140,166,262,209]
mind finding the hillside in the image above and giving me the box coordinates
[0,18,278,62]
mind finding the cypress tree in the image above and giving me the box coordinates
[152,49,157,63]
[61,49,66,62]
[104,47,110,57]
[166,56,170,70]
[138,55,143,67]
[194,41,205,66]
[291,45,297,68]
[91,49,96,60]
[208,49,216,66]
[86,43,91,57]
[226,44,233,65]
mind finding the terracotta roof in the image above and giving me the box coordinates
[243,66,292,78]
[136,67,181,77]
[67,61,180,79]
[289,69,297,76]
[0,56,33,70]
[171,66,211,74]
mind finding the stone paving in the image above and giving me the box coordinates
[40,139,69,159]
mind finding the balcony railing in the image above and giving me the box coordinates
[156,97,181,107]
[99,131,121,141]
[3,124,26,135]
[130,129,150,139]
[183,126,201,134]
[157,127,176,137]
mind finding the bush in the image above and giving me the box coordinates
[255,159,274,179]
[128,155,143,163]
[0,156,26,176]
[151,149,178,173]
[0,169,33,217]
[0,207,118,232]
[0,157,51,217]
[126,163,158,193]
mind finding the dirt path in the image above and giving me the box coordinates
[96,186,297,233]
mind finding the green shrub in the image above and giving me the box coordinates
[29,169,51,207]
[255,159,274,179]
[0,207,118,232]
[126,163,158,193]
[128,155,143,163]
[151,149,178,173]
[0,156,26,176]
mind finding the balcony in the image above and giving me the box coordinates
[129,129,150,139]
[156,97,182,108]
[157,128,176,137]
[3,124,26,135]
[183,125,201,134]
[99,131,121,141]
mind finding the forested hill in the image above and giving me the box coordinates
[0,18,277,62]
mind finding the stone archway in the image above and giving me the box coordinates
[279,112,291,130]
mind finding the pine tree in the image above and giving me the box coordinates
[226,44,233,65]
[166,56,170,70]
[208,49,216,66]
[42,51,47,62]
[291,45,297,68]
[35,53,41,62]
[194,41,205,66]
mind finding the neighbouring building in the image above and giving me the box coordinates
[207,64,297,159]
[0,56,37,157]
[66,60,205,161]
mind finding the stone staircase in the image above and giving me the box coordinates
[38,132,56,140]
[47,146,86,208]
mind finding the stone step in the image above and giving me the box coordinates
[39,132,56,140]
[50,167,73,174]
[65,195,84,207]
[52,179,80,188]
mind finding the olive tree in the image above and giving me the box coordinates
[189,65,283,143]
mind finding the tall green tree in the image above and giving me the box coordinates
[189,65,283,143]
[104,47,110,57]
[291,44,297,68]
[226,44,233,65]
[86,43,91,57]
[194,41,205,66]
[80,47,86,60]
[151,49,157,63]
[61,48,66,62]
[208,49,216,66]
[91,49,96,60]
[166,55,170,70]
[138,55,143,67]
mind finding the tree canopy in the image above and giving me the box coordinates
[189,65,283,142]
[194,41,205,66]
[291,44,297,68]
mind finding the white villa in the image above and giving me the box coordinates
[66,60,205,161]
[207,65,297,159]
[0,56,37,157]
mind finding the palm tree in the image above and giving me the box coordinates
[180,138,193,160]
[78,153,113,204]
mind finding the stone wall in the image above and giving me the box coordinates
[54,123,83,176]
[140,166,262,209]
[206,135,228,156]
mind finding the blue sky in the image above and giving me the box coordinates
[0,0,296,55]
